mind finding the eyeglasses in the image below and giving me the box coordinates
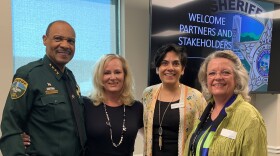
[207,70,233,79]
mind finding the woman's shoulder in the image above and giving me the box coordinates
[143,84,161,93]
[82,96,94,106]
[235,101,263,119]
[184,85,202,94]
[181,84,204,98]
[127,100,143,117]
[131,100,143,109]
[82,96,91,101]
[182,85,207,108]
[229,96,265,126]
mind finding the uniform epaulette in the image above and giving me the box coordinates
[15,58,44,77]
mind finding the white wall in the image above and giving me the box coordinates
[0,0,13,129]
[1,0,280,155]
[253,94,280,155]
[0,1,13,155]
[121,0,149,154]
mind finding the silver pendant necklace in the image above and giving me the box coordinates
[103,103,126,148]
[158,89,176,150]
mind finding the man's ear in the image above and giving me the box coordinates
[43,35,47,46]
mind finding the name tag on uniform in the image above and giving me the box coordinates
[220,128,237,139]
[171,102,184,109]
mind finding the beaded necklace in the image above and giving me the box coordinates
[103,103,126,147]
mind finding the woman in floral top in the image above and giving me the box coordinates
[142,43,206,156]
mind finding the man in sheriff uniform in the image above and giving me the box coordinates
[0,20,86,155]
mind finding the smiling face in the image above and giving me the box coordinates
[207,58,236,99]
[102,58,125,95]
[43,21,76,71]
[157,51,184,87]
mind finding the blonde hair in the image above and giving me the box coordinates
[198,50,251,102]
[89,54,135,106]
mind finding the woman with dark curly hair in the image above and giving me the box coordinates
[142,44,206,156]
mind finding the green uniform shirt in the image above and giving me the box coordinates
[0,55,87,156]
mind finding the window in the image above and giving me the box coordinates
[12,0,120,95]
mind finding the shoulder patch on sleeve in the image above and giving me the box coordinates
[10,78,28,99]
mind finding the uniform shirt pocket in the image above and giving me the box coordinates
[34,95,70,123]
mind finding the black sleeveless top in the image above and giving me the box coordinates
[152,100,180,156]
